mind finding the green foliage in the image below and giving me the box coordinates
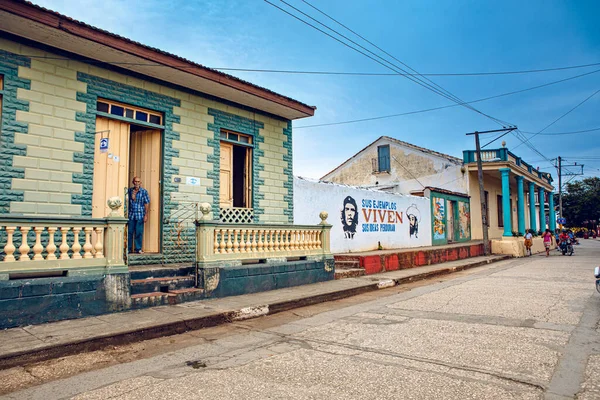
[560,177,600,227]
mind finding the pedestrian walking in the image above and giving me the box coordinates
[542,229,554,257]
[524,229,533,256]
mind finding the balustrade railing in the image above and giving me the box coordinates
[0,214,127,274]
[196,205,332,263]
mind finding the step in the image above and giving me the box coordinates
[334,260,361,270]
[130,275,196,295]
[131,292,170,309]
[167,288,204,304]
[129,265,196,281]
[334,268,366,280]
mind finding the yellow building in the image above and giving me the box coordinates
[463,147,555,256]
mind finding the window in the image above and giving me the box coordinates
[377,145,390,173]
[96,99,162,126]
[219,130,253,209]
[497,194,503,227]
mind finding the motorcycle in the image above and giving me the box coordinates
[595,266,600,293]
[559,239,574,256]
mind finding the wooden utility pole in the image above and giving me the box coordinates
[466,127,516,256]
[558,156,562,221]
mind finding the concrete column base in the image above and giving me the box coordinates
[491,236,547,257]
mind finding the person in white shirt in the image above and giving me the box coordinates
[524,230,533,256]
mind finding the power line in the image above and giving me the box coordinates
[513,88,600,150]
[21,54,600,77]
[295,68,600,129]
[266,0,511,128]
[521,126,600,136]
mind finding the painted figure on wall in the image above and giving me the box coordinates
[341,196,358,239]
[406,204,421,238]
[458,202,471,239]
[433,197,446,240]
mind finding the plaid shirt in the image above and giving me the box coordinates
[128,187,150,220]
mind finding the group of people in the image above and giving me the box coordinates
[523,228,578,257]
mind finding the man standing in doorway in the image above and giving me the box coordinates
[128,176,150,254]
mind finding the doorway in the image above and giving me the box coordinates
[447,200,456,242]
[92,116,162,254]
[219,132,252,209]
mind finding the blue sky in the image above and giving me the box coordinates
[36,0,600,181]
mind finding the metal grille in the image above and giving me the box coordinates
[220,207,254,224]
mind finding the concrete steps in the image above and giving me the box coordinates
[129,265,203,309]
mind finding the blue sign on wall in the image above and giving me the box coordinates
[557,217,567,225]
[99,138,109,153]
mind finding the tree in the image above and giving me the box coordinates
[559,177,600,227]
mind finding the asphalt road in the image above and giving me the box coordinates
[3,240,600,400]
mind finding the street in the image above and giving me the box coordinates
[3,240,600,400]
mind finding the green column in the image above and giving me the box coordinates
[516,176,525,235]
[529,182,536,232]
[548,191,556,232]
[500,168,512,237]
[539,187,546,231]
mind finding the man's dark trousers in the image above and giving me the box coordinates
[128,219,144,252]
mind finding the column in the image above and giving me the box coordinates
[529,182,537,232]
[548,191,556,232]
[516,176,525,235]
[538,187,546,231]
[500,168,512,237]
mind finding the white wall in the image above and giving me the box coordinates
[294,177,432,253]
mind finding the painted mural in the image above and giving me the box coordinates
[406,204,421,238]
[433,197,446,240]
[458,202,470,239]
[294,177,432,253]
[341,196,358,239]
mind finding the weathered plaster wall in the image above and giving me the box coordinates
[294,177,432,253]
[322,137,461,191]
[0,37,293,225]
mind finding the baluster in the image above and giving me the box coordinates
[94,227,104,258]
[290,230,296,251]
[18,227,31,261]
[46,227,57,260]
[219,229,226,254]
[226,229,233,253]
[214,230,220,254]
[32,227,44,260]
[299,230,306,250]
[83,227,93,259]
[316,231,322,249]
[273,230,280,252]
[246,229,253,253]
[311,231,316,249]
[59,227,70,259]
[282,230,288,251]
[72,227,82,259]
[257,229,264,252]
[239,230,246,253]
[268,230,274,251]
[233,229,240,253]
[4,227,16,262]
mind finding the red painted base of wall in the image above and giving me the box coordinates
[335,243,487,275]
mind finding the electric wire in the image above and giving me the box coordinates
[265,0,511,128]
[521,127,600,136]
[295,67,600,129]
[513,88,600,150]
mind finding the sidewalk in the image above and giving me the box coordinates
[0,254,510,369]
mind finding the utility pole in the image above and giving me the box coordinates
[466,127,516,256]
[558,156,562,220]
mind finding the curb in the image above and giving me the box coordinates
[0,255,511,369]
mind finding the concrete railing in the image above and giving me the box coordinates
[196,204,331,264]
[0,199,127,275]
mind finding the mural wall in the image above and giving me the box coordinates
[429,190,471,245]
[294,177,432,253]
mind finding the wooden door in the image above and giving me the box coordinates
[244,147,252,207]
[129,129,161,253]
[92,117,130,218]
[447,201,455,242]
[220,142,233,208]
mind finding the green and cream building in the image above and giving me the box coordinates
[0,0,333,328]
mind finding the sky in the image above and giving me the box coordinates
[34,0,600,182]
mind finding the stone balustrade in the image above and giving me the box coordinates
[196,205,332,263]
[0,210,127,275]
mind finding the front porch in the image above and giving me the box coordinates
[0,204,333,328]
